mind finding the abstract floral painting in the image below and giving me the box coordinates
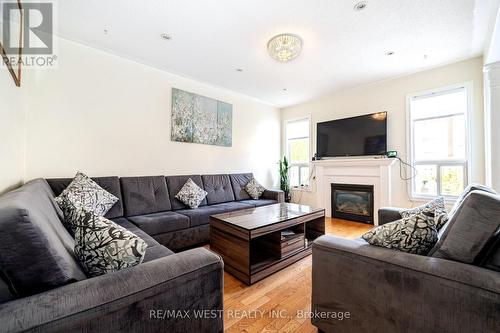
[171,88,233,147]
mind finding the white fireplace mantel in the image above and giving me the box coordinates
[312,158,397,225]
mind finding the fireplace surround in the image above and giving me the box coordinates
[312,158,396,225]
[331,183,374,224]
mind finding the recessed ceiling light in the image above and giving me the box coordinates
[160,33,171,40]
[267,34,303,62]
[235,68,243,72]
[385,51,395,56]
[354,1,368,11]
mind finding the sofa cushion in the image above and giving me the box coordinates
[433,185,496,242]
[167,175,207,210]
[239,199,278,207]
[153,225,210,251]
[120,176,171,216]
[479,229,500,272]
[0,275,13,304]
[176,206,228,227]
[112,218,174,263]
[430,191,500,263]
[448,183,497,220]
[141,245,175,262]
[0,179,86,297]
[214,201,254,212]
[229,173,254,200]
[176,202,252,227]
[47,176,124,219]
[112,218,156,245]
[127,211,190,236]
[202,174,235,205]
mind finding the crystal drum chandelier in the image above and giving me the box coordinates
[267,34,303,62]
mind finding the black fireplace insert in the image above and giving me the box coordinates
[331,183,374,224]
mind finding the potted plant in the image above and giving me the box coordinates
[421,180,429,194]
[278,156,291,202]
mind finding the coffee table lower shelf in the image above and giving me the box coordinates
[213,242,313,285]
[209,205,325,285]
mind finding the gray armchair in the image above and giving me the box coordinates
[377,207,403,225]
[312,187,500,333]
[312,236,499,333]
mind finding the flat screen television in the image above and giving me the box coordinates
[316,112,387,158]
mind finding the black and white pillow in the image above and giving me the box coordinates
[175,178,208,209]
[362,212,439,255]
[56,171,118,217]
[244,178,266,200]
[58,192,86,235]
[400,197,449,230]
[61,196,147,277]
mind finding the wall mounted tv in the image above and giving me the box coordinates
[316,112,387,158]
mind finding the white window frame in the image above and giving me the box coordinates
[406,82,472,201]
[284,116,312,190]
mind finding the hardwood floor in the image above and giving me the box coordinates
[219,217,372,333]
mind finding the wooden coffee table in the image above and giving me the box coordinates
[209,203,325,285]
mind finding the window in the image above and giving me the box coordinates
[407,84,470,199]
[285,117,311,188]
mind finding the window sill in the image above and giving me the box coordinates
[291,186,312,192]
[410,195,458,204]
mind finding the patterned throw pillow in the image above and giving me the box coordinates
[362,212,438,255]
[62,196,147,277]
[58,193,86,235]
[244,178,266,200]
[56,171,118,217]
[175,178,208,209]
[400,197,449,230]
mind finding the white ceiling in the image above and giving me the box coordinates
[54,0,497,107]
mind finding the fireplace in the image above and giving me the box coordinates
[331,183,374,224]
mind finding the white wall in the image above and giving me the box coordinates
[485,3,500,65]
[0,68,26,194]
[1,38,486,198]
[24,38,281,187]
[281,57,485,208]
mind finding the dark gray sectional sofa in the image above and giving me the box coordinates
[0,173,283,333]
[47,173,283,251]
